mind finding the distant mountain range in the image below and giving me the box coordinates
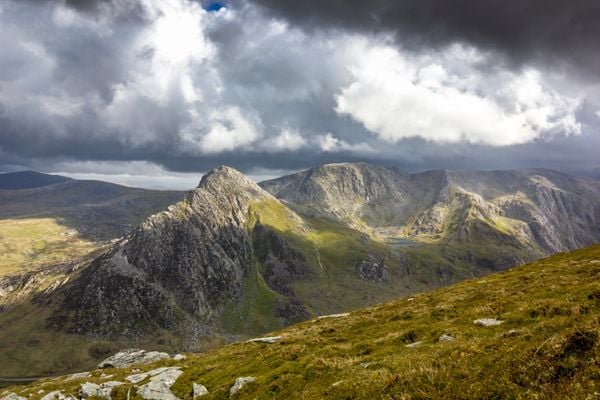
[0,171,73,190]
[1,163,600,377]
[51,164,600,341]
[0,171,184,241]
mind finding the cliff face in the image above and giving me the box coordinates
[261,163,600,254]
[54,167,285,337]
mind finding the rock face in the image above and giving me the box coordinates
[46,163,600,346]
[261,163,600,254]
[54,167,277,337]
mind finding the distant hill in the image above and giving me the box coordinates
[0,176,185,241]
[0,171,72,189]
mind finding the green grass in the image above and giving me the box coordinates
[5,244,600,399]
[0,218,99,277]
[220,258,286,335]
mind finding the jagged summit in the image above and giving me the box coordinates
[198,165,256,188]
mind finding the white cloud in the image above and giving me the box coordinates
[335,40,581,146]
[197,107,261,154]
[314,132,374,153]
[268,129,307,151]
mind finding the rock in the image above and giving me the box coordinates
[474,318,503,327]
[97,382,124,399]
[229,377,256,396]
[80,381,124,399]
[126,373,149,384]
[405,341,423,348]
[137,367,183,400]
[316,313,349,320]
[502,329,519,338]
[40,391,76,400]
[439,334,454,342]
[359,362,371,368]
[79,383,99,398]
[357,255,388,282]
[98,349,171,368]
[65,372,90,381]
[331,380,344,387]
[172,354,186,361]
[192,383,209,398]
[1,393,27,400]
[245,336,282,344]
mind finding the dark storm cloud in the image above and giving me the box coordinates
[248,0,600,78]
[0,0,599,189]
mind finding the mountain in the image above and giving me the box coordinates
[0,171,72,190]
[260,163,600,254]
[2,163,600,377]
[4,244,600,399]
[0,175,185,242]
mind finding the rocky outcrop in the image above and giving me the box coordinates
[261,164,600,255]
[97,349,172,368]
[52,167,278,337]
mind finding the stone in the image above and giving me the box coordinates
[97,382,124,399]
[229,377,256,396]
[172,354,186,361]
[439,334,454,342]
[126,373,149,384]
[192,383,209,398]
[40,391,73,400]
[245,336,282,344]
[137,368,183,400]
[474,318,503,327]
[65,372,90,381]
[79,383,99,398]
[98,349,171,368]
[1,393,27,400]
[405,341,423,348]
[80,381,124,399]
[316,313,349,320]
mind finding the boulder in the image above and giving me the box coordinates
[137,367,183,400]
[229,377,256,396]
[98,349,171,368]
[0,393,27,400]
[80,381,124,399]
[192,383,209,398]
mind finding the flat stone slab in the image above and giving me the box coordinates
[316,313,349,320]
[474,318,503,327]
[405,341,423,348]
[98,349,172,368]
[137,368,183,400]
[246,336,282,344]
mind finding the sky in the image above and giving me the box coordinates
[0,0,599,189]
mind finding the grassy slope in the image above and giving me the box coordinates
[5,244,599,399]
[0,218,99,277]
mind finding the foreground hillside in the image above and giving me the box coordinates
[3,245,599,399]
